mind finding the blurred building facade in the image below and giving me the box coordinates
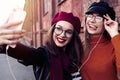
[23,0,120,48]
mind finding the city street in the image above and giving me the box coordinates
[0,54,35,80]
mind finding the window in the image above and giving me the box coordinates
[58,0,64,2]
[100,0,118,6]
[117,16,120,26]
[58,0,65,5]
[44,0,48,14]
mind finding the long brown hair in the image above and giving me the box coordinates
[84,16,111,53]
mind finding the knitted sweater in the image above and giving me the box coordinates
[80,34,120,80]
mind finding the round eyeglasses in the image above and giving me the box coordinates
[54,27,73,37]
[86,14,103,22]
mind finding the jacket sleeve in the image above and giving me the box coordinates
[7,43,48,66]
[111,34,120,79]
[0,44,7,53]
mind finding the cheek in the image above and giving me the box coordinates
[61,37,72,47]
[68,38,72,43]
[98,26,104,31]
[85,21,89,29]
[53,33,56,42]
[66,36,73,45]
[97,23,105,32]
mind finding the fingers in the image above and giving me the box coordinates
[0,21,23,29]
[103,14,119,38]
[103,14,112,22]
[0,29,25,45]
[0,33,24,45]
[2,33,24,40]
[0,39,20,45]
[0,29,25,35]
[0,21,25,45]
[103,14,111,20]
[103,14,115,25]
[4,33,24,40]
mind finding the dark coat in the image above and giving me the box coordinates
[6,44,73,80]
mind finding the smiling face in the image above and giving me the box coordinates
[86,13,105,36]
[53,21,74,47]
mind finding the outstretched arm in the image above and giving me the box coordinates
[7,43,48,66]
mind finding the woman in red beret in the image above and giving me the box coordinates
[1,11,83,80]
[80,1,120,80]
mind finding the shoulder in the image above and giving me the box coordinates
[37,46,50,58]
[111,34,120,45]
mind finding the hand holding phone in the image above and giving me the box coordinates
[7,9,26,30]
[7,9,26,48]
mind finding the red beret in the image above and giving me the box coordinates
[51,11,81,33]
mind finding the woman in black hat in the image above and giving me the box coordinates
[1,11,83,80]
[80,1,120,80]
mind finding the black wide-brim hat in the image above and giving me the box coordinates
[86,1,115,20]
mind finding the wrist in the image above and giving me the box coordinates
[110,31,119,38]
[0,44,6,53]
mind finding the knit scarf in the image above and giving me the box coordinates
[50,50,71,80]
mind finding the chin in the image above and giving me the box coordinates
[88,31,96,35]
[56,45,64,47]
[56,43,66,47]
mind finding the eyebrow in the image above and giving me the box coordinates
[56,25,62,27]
[56,24,74,31]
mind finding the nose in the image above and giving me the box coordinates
[60,31,66,37]
[90,17,96,22]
